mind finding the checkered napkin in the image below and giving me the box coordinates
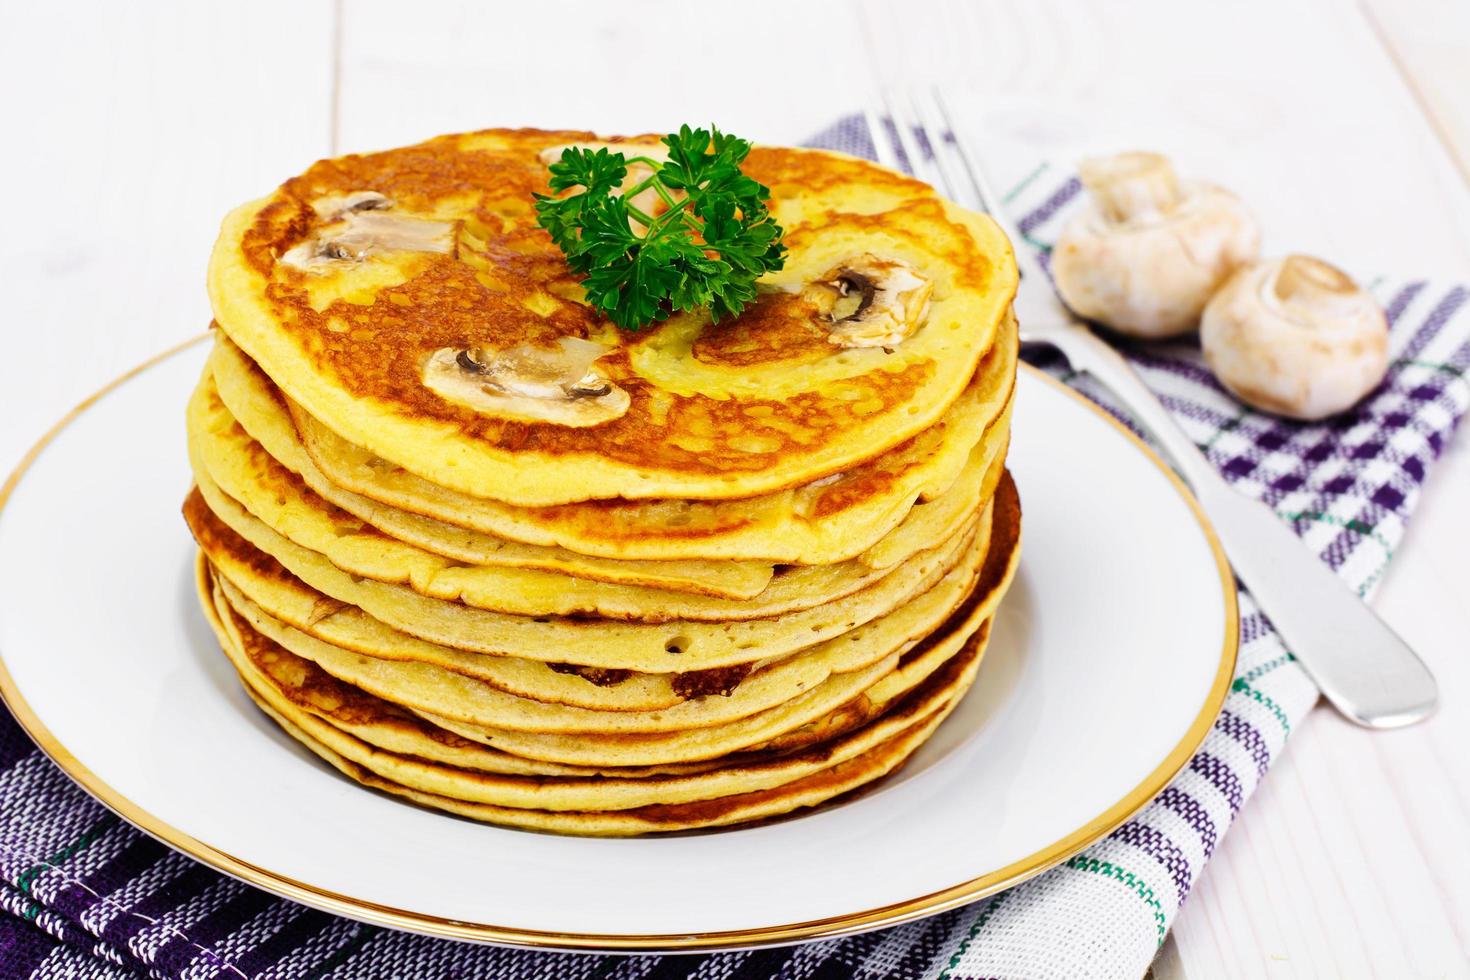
[2,123,1468,980]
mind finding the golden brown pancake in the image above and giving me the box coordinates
[280,314,1016,564]
[188,368,1007,622]
[206,332,777,599]
[214,570,991,834]
[185,468,989,673]
[191,127,1023,836]
[207,570,969,812]
[207,130,1018,506]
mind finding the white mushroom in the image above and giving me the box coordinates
[280,196,456,272]
[1201,255,1388,420]
[801,254,933,349]
[1051,151,1260,338]
[422,336,630,427]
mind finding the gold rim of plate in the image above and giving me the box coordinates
[0,334,1240,952]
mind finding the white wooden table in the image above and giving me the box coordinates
[2,1,1467,975]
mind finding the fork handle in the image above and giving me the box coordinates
[1047,322,1438,728]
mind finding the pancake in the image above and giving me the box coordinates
[239,627,986,835]
[861,435,1007,570]
[184,466,989,673]
[412,557,1004,769]
[210,326,1010,584]
[752,473,1019,757]
[200,559,636,776]
[190,367,1008,621]
[210,499,998,737]
[283,312,1017,564]
[193,504,741,713]
[207,332,774,601]
[207,130,1018,507]
[191,126,1023,837]
[200,555,740,778]
[208,573,968,813]
[214,591,975,814]
[194,469,1015,724]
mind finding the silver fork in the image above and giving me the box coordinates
[870,88,1437,729]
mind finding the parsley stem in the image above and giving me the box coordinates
[614,157,669,204]
[619,174,657,201]
[617,170,686,232]
[647,200,698,239]
[649,181,683,211]
[623,202,656,228]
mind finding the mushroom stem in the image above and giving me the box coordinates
[1272,254,1361,317]
[1077,151,1182,224]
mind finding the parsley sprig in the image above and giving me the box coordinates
[534,125,786,330]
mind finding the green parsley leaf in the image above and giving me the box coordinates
[532,125,786,330]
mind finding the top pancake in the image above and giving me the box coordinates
[207,128,1018,505]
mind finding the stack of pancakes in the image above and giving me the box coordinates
[185,129,1021,835]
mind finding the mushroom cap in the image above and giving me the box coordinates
[1201,255,1388,421]
[1052,152,1260,338]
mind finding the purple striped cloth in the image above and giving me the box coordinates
[2,118,1468,979]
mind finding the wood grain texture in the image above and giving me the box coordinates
[1363,0,1470,187]
[1167,3,1470,974]
[1,0,1467,975]
[0,1,334,475]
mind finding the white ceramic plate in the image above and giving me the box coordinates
[0,338,1236,951]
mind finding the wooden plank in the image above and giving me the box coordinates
[337,0,1470,272]
[0,2,336,472]
[1362,0,1470,185]
[335,0,867,151]
[1171,0,1470,974]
